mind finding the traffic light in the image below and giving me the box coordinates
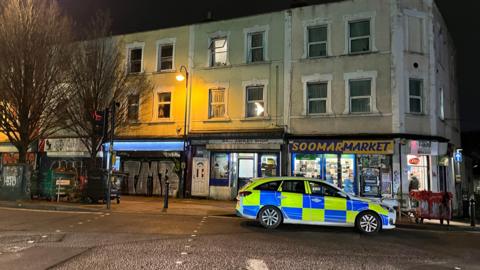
[93,110,108,137]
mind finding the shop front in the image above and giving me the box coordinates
[104,140,184,197]
[190,138,284,200]
[289,140,395,198]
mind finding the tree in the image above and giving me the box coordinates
[0,0,72,163]
[63,12,151,164]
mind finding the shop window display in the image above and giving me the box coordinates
[211,153,229,186]
[260,154,278,177]
[407,155,429,191]
[341,155,355,195]
[325,154,339,186]
[357,155,392,197]
[293,154,321,178]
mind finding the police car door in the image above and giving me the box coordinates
[320,183,348,224]
[279,180,307,221]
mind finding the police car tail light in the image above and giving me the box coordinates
[239,191,252,197]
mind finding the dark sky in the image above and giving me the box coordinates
[58,0,479,132]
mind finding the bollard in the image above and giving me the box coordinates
[163,181,170,209]
[471,199,476,227]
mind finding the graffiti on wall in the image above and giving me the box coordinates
[123,160,179,197]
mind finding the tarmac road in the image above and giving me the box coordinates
[0,207,479,270]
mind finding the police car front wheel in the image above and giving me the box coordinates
[356,211,381,234]
[258,206,282,229]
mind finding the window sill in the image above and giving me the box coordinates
[153,69,176,74]
[406,113,428,117]
[303,113,333,118]
[302,55,330,61]
[127,72,145,76]
[202,65,231,70]
[342,50,379,57]
[343,112,383,117]
[203,118,232,123]
[240,116,271,121]
[242,60,271,66]
[147,119,176,124]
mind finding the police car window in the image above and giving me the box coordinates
[281,181,305,194]
[254,181,282,191]
[309,181,324,195]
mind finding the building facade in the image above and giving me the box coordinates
[105,0,461,212]
[0,0,460,211]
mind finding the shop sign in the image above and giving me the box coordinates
[289,140,394,154]
[206,139,283,150]
[41,138,88,153]
[408,157,420,165]
[409,140,439,155]
[454,149,463,163]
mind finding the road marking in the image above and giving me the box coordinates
[193,230,197,233]
[27,240,34,244]
[188,239,193,242]
[55,230,61,233]
[41,235,47,238]
[191,234,196,237]
[246,259,269,270]
[181,252,188,255]
[0,207,97,215]
[78,222,83,225]
[185,245,191,248]
[176,261,183,265]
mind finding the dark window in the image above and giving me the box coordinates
[281,180,305,194]
[159,44,173,71]
[129,48,142,73]
[254,181,282,191]
[309,181,344,197]
[127,94,139,121]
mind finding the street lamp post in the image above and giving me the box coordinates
[176,65,189,198]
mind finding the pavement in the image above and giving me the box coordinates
[1,196,478,231]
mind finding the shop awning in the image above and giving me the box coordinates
[103,141,184,152]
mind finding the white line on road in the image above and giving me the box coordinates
[246,259,269,270]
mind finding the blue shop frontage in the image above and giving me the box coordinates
[288,139,395,198]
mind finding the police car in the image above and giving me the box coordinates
[236,177,396,234]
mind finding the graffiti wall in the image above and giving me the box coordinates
[122,159,180,197]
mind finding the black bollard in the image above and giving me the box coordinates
[471,199,476,227]
[163,181,170,209]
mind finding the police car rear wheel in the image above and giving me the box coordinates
[259,206,281,229]
[357,212,380,234]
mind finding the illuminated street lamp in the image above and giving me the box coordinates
[176,65,189,198]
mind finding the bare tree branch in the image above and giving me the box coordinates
[0,0,72,162]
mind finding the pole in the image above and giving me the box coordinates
[180,66,189,199]
[471,198,476,227]
[106,102,116,210]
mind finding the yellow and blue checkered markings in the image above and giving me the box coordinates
[238,179,391,227]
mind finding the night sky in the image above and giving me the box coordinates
[58,0,479,132]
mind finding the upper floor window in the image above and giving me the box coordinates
[209,37,228,66]
[307,25,327,58]
[128,47,143,73]
[247,32,265,63]
[307,82,327,114]
[158,44,174,71]
[246,85,265,117]
[157,92,171,119]
[209,88,226,118]
[349,20,370,54]
[409,79,423,114]
[406,15,424,53]
[349,79,371,113]
[127,94,139,121]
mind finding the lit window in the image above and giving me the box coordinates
[409,79,423,114]
[209,37,228,66]
[349,79,371,113]
[247,32,264,63]
[128,48,143,73]
[158,44,174,71]
[349,20,370,53]
[157,92,171,119]
[307,25,327,58]
[307,82,327,114]
[209,88,226,118]
[246,86,265,117]
[127,94,139,121]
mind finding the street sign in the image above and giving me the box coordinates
[454,149,463,163]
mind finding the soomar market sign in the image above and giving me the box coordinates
[290,140,394,154]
